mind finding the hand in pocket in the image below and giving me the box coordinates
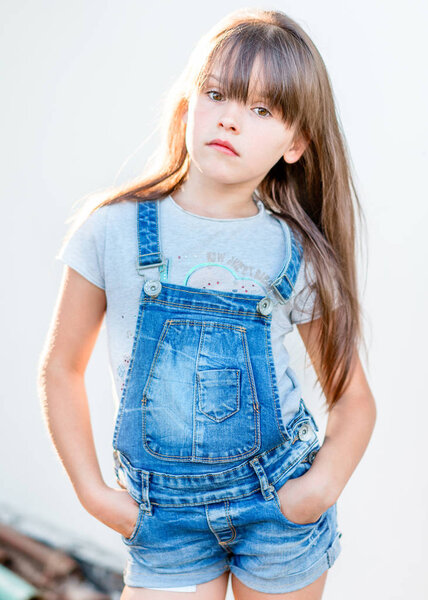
[86,485,141,538]
[277,471,328,525]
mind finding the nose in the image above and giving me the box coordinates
[217,101,241,133]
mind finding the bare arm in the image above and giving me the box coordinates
[297,318,377,505]
[37,266,139,537]
[277,317,377,524]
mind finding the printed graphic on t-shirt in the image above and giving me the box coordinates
[179,250,271,295]
[185,263,266,294]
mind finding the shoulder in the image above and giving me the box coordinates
[57,199,136,259]
[74,199,136,236]
[88,198,136,225]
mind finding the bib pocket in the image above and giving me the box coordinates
[142,319,261,462]
[197,368,240,422]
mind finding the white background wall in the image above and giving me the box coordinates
[1,1,427,598]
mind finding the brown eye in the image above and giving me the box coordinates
[253,106,272,118]
[207,90,224,102]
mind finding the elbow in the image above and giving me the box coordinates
[36,354,81,397]
[370,392,378,430]
[359,390,377,437]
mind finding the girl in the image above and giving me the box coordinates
[38,8,376,600]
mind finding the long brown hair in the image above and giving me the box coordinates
[63,8,367,411]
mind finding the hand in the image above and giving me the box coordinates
[276,470,330,525]
[80,483,141,538]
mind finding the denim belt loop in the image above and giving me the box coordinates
[140,470,153,514]
[250,457,275,502]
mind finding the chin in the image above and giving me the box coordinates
[191,160,244,185]
[205,172,246,186]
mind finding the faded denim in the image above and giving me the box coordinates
[112,199,342,593]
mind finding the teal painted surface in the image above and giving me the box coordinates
[0,565,40,600]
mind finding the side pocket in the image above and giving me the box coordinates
[272,444,325,529]
[121,505,144,545]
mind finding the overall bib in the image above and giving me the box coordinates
[112,199,342,593]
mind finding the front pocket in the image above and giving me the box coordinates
[142,319,261,462]
[273,445,325,528]
[197,369,240,422]
[121,505,144,545]
[273,489,325,529]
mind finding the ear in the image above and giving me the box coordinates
[283,134,309,164]
[182,109,188,125]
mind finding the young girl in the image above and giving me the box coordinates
[38,8,376,600]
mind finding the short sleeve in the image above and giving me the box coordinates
[289,255,322,324]
[55,206,107,290]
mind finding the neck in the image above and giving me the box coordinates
[172,162,261,219]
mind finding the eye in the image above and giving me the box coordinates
[206,89,224,102]
[253,106,272,118]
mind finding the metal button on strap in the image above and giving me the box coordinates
[257,297,273,316]
[297,422,313,442]
[144,279,162,298]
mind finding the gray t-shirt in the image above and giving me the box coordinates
[56,194,320,427]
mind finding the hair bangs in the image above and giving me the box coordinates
[195,25,307,128]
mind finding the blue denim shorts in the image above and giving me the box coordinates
[117,403,342,594]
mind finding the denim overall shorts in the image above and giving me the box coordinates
[112,199,342,593]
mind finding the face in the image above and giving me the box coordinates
[183,57,307,187]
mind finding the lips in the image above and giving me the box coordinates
[207,138,239,156]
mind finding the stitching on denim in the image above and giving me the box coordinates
[193,324,204,458]
[164,319,247,330]
[271,487,282,511]
[161,283,265,302]
[223,500,237,545]
[197,369,240,422]
[152,487,258,507]
[264,320,288,443]
[112,286,146,449]
[141,319,172,456]
[204,502,236,550]
[117,445,320,508]
[269,222,303,306]
[237,328,260,450]
[140,319,260,462]
[116,437,292,482]
[271,439,319,487]
[142,319,172,402]
[122,506,144,544]
[142,444,262,462]
[240,329,260,422]
[145,298,268,318]
[204,504,231,552]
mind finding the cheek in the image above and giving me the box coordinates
[247,131,286,168]
[185,111,205,153]
[188,102,209,132]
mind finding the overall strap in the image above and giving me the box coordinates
[269,216,304,304]
[135,199,303,298]
[136,200,169,281]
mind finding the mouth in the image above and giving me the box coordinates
[207,139,239,157]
